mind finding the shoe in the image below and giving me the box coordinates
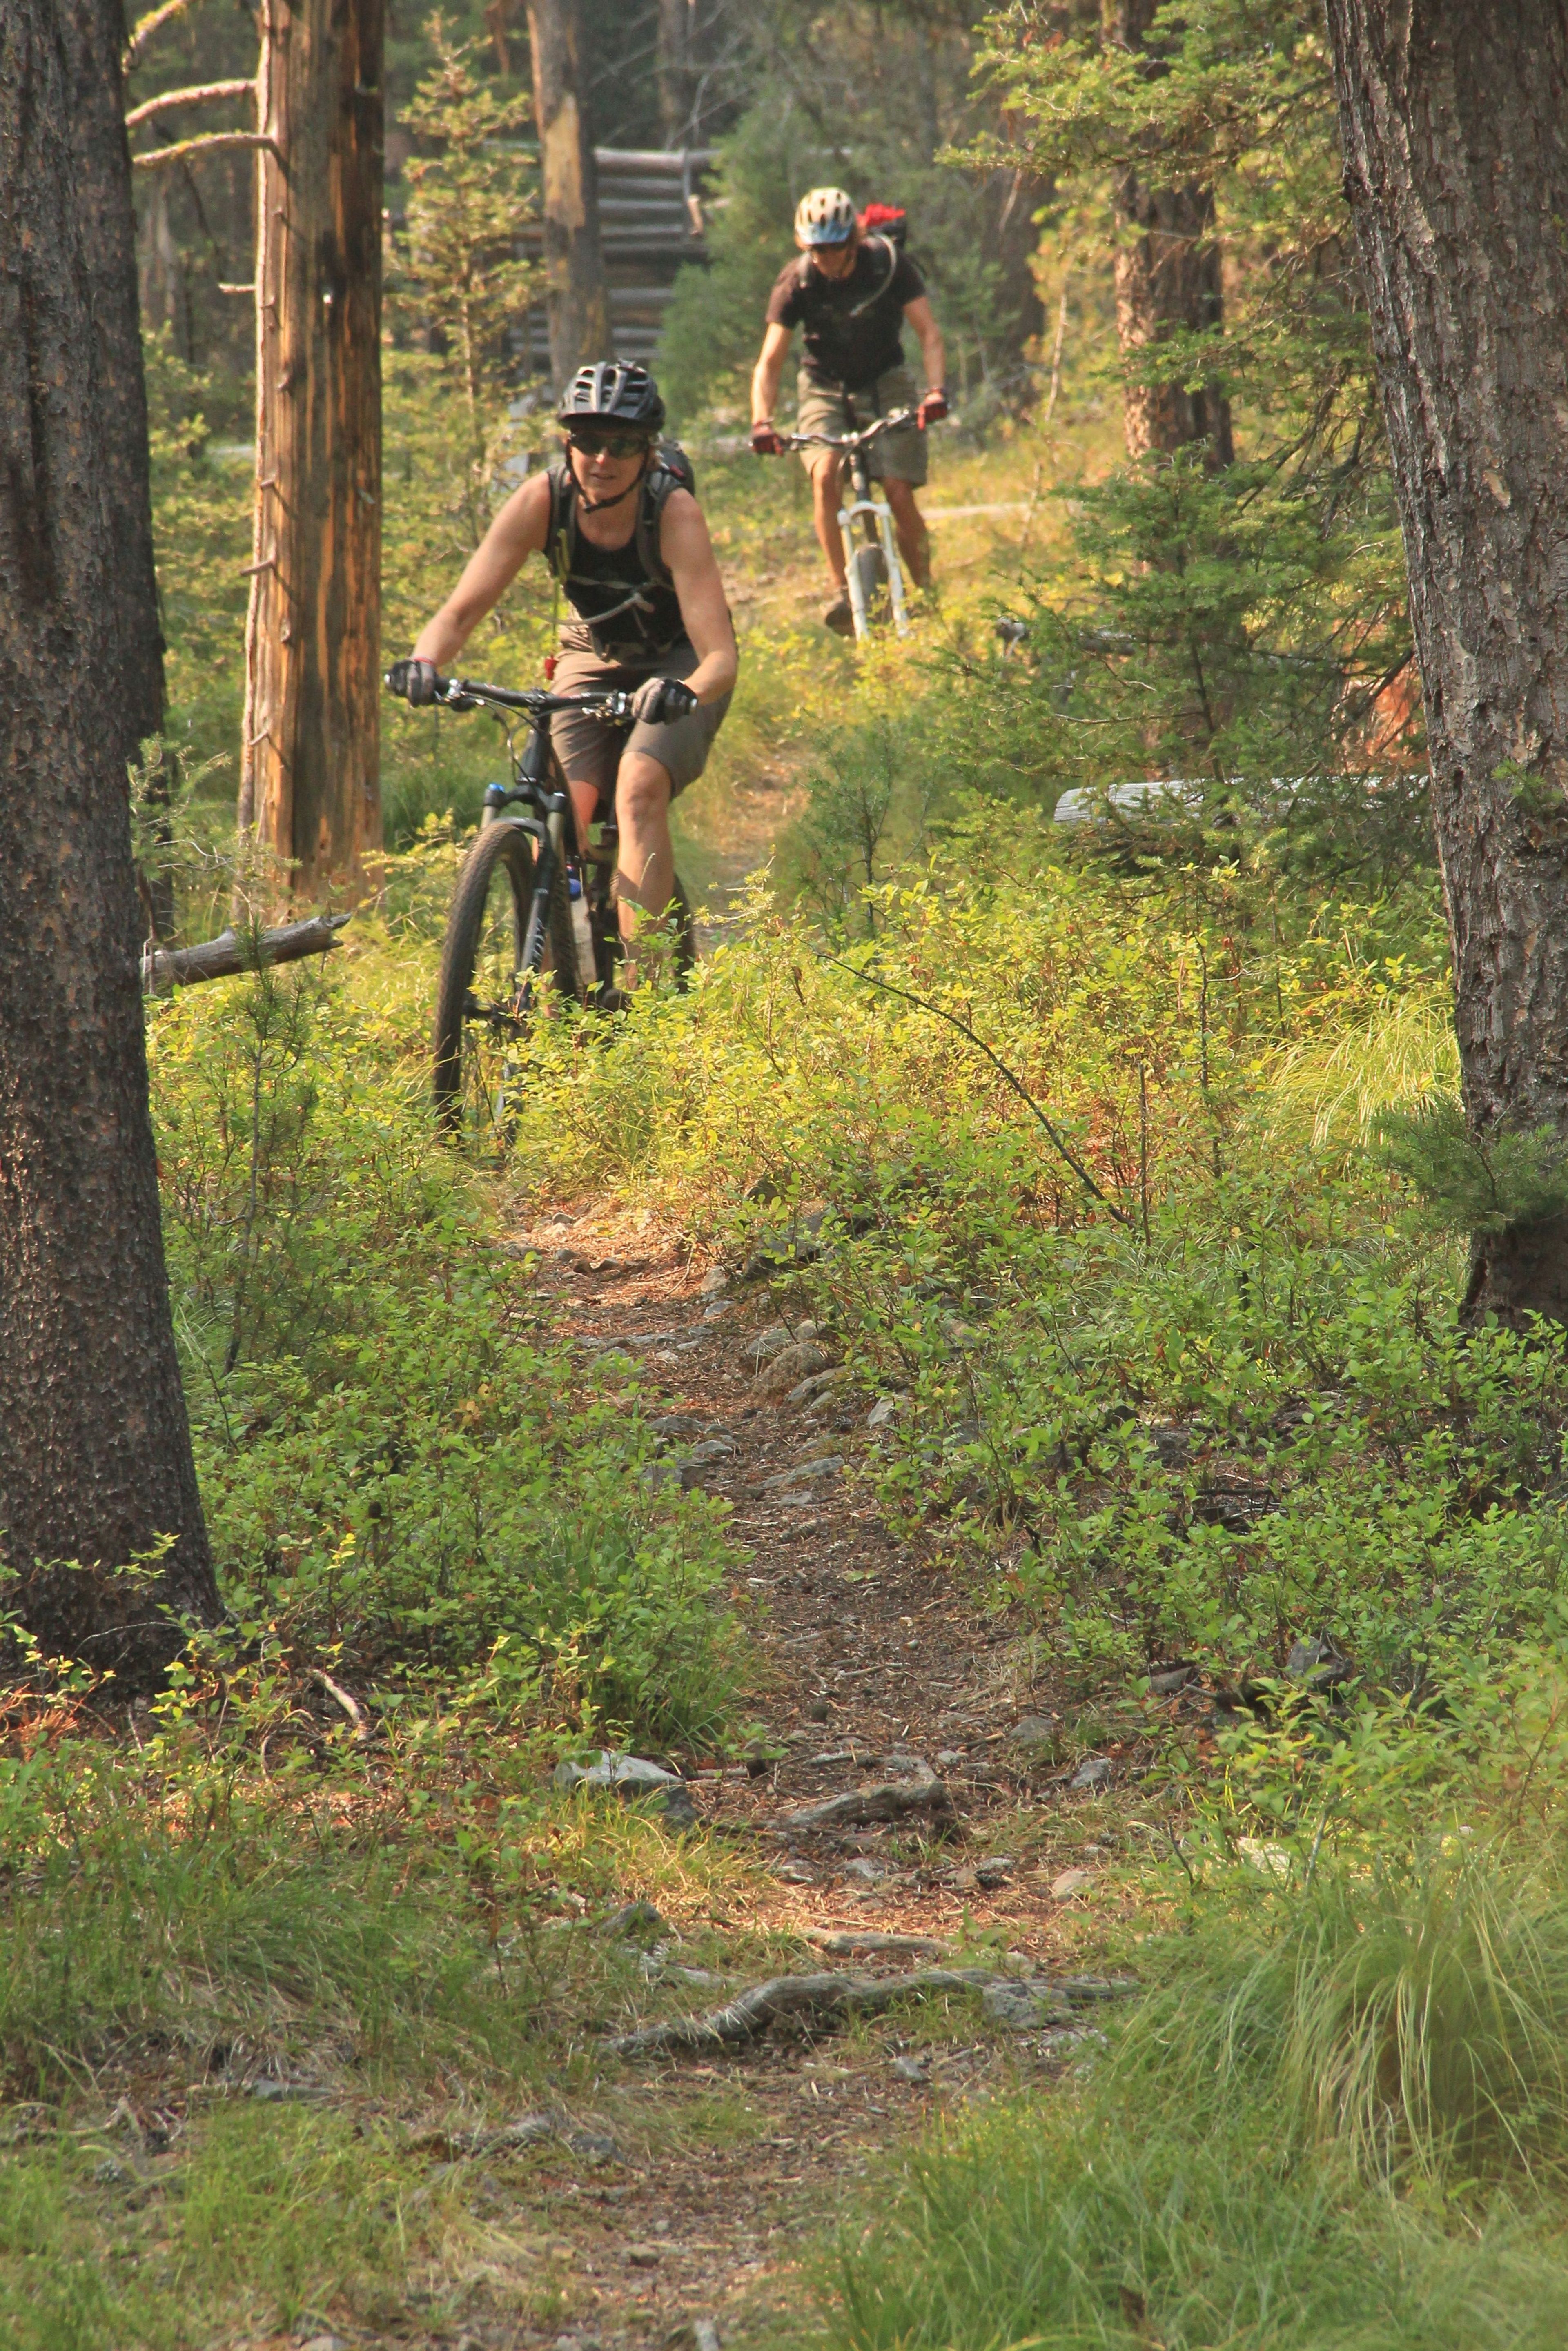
[822,590,855,637]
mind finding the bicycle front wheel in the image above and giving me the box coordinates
[432,822,575,1143]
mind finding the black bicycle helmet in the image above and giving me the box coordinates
[557,360,666,437]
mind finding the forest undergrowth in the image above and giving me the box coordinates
[22,781,1568,2344]
[20,211,1568,2350]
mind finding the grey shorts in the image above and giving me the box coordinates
[549,639,731,804]
[795,364,927,487]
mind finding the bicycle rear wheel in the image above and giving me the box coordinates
[432,822,575,1143]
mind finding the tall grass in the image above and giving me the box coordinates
[822,1843,1568,2351]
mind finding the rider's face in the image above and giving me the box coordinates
[804,237,858,281]
[567,435,651,501]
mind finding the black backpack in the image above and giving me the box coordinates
[544,443,696,659]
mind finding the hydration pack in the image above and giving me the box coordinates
[858,203,908,247]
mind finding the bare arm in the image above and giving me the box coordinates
[659,490,739,704]
[904,294,946,392]
[751,320,793,426]
[411,471,552,667]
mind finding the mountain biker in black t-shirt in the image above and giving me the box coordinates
[749,186,948,635]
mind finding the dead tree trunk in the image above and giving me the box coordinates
[63,0,175,937]
[526,0,610,387]
[1107,0,1233,465]
[1325,0,1568,1327]
[0,0,219,1680]
[656,0,695,146]
[240,0,384,908]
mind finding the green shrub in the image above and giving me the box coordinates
[147,954,741,1743]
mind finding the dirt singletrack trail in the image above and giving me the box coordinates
[493,1201,1125,2351]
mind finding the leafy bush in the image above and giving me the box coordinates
[147,952,741,1743]
[494,826,1568,1698]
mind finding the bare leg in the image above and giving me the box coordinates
[566,776,601,853]
[808,453,848,588]
[612,748,677,987]
[881,477,931,587]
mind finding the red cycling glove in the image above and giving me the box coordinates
[751,421,787,456]
[917,387,949,429]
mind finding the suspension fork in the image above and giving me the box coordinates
[518,797,569,990]
[838,449,913,642]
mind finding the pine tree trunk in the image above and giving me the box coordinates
[1107,0,1233,465]
[526,0,610,388]
[0,0,219,1681]
[1324,0,1568,1325]
[62,0,175,939]
[240,0,384,908]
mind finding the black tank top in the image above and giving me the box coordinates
[559,522,686,656]
[545,456,692,661]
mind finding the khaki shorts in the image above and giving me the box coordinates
[795,365,928,487]
[549,638,731,804]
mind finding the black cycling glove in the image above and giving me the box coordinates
[633,675,699,727]
[387,657,440,706]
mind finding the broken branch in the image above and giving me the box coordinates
[311,1669,370,1743]
[143,912,350,992]
[125,78,255,132]
[132,130,278,171]
[124,0,205,70]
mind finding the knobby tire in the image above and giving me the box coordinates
[432,820,575,1144]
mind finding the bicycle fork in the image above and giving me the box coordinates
[520,801,599,1001]
[838,464,911,643]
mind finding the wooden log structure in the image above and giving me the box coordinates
[143,911,350,992]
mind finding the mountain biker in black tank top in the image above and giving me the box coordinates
[400,363,737,988]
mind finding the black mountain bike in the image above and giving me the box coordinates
[783,405,915,642]
[385,662,693,1143]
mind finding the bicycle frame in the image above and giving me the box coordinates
[416,670,632,1004]
[786,406,915,644]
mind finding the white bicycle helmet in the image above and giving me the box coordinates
[794,186,857,247]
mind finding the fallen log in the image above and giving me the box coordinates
[143,912,350,992]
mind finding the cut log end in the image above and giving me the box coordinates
[143,911,351,992]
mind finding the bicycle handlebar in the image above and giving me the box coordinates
[780,405,918,454]
[384,661,635,722]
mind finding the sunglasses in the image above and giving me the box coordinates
[568,431,652,459]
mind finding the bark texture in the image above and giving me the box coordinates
[240,0,384,906]
[62,0,175,935]
[1106,0,1233,465]
[526,0,610,387]
[656,0,695,147]
[1323,0,1568,1324]
[0,0,218,1677]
